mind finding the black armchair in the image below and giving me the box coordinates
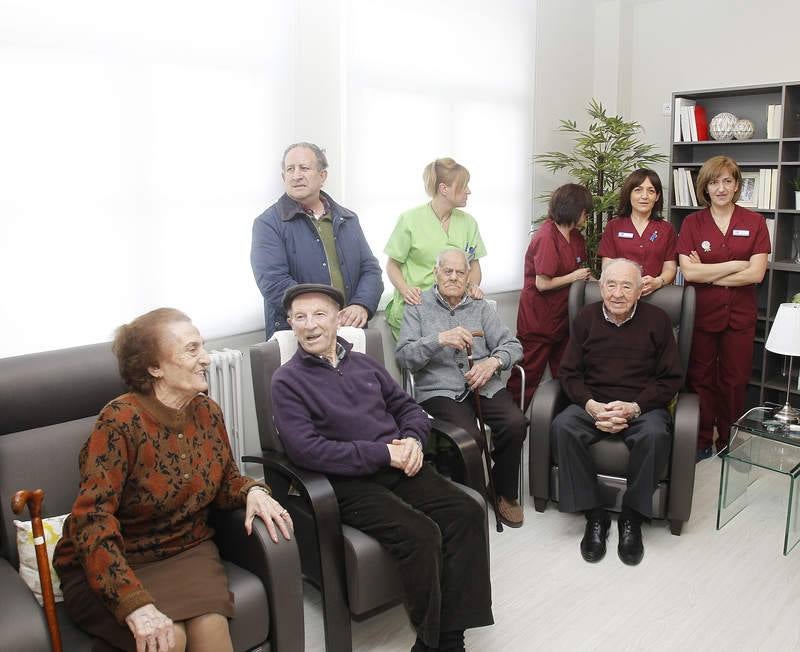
[529,281,699,535]
[0,343,304,652]
[247,328,487,652]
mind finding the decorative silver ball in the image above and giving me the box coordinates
[709,112,737,140]
[733,118,755,140]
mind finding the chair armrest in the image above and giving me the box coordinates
[529,379,568,500]
[668,392,700,524]
[242,453,351,651]
[242,453,344,532]
[430,417,485,496]
[0,559,52,652]
[211,508,304,652]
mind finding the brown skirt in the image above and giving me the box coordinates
[60,539,233,652]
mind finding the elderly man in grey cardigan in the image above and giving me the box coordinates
[396,248,528,527]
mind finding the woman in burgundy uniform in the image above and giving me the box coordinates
[599,169,677,295]
[508,183,592,410]
[677,156,770,460]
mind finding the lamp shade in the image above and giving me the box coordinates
[765,303,800,356]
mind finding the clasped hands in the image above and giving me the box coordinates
[438,327,500,391]
[640,274,663,296]
[388,437,424,476]
[585,399,639,433]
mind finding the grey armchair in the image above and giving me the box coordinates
[247,329,487,652]
[0,343,304,652]
[529,281,699,535]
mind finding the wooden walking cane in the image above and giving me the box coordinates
[12,489,64,652]
[465,331,503,533]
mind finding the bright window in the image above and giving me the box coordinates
[342,0,535,295]
[0,1,296,357]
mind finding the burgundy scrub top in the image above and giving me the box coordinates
[676,206,770,332]
[516,219,587,341]
[598,216,677,279]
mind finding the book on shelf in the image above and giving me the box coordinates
[767,105,775,138]
[756,168,769,208]
[765,217,775,262]
[685,168,698,206]
[680,107,693,143]
[694,105,709,141]
[758,168,775,210]
[674,97,695,142]
[673,169,683,205]
[674,98,696,141]
[770,167,778,209]
[672,167,697,206]
[688,106,698,141]
[766,104,783,139]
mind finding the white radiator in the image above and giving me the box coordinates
[207,349,246,475]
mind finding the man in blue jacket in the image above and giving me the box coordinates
[250,142,383,339]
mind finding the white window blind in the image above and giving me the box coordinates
[0,1,296,357]
[341,0,535,295]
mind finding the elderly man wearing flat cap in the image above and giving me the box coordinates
[271,283,493,652]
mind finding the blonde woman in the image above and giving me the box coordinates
[385,158,487,338]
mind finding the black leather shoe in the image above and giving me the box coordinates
[580,515,610,563]
[618,517,644,566]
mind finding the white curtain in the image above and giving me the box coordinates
[0,1,296,357]
[0,0,536,358]
[341,0,535,296]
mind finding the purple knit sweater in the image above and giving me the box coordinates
[271,338,431,476]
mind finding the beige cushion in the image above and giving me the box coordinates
[14,514,68,606]
[270,327,367,365]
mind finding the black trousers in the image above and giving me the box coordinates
[328,464,494,648]
[421,389,527,500]
[551,404,671,518]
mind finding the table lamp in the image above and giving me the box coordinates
[765,303,800,423]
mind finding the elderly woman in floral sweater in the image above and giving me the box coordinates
[54,308,292,652]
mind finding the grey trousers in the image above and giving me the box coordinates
[551,404,671,518]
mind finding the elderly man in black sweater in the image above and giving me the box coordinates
[553,258,682,566]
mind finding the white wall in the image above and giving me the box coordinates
[532,0,798,215]
[531,0,596,220]
[621,0,798,183]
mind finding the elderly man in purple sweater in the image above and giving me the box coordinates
[270,283,493,652]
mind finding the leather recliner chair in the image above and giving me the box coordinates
[247,328,487,652]
[0,342,305,652]
[529,281,699,535]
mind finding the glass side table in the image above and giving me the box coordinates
[716,406,800,555]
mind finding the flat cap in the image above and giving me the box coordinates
[282,283,345,312]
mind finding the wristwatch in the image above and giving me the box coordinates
[491,355,504,371]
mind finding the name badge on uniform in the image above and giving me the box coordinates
[732,229,750,237]
[617,231,634,239]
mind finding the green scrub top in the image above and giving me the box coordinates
[384,202,486,338]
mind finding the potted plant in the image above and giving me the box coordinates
[534,99,667,276]
[790,177,800,210]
